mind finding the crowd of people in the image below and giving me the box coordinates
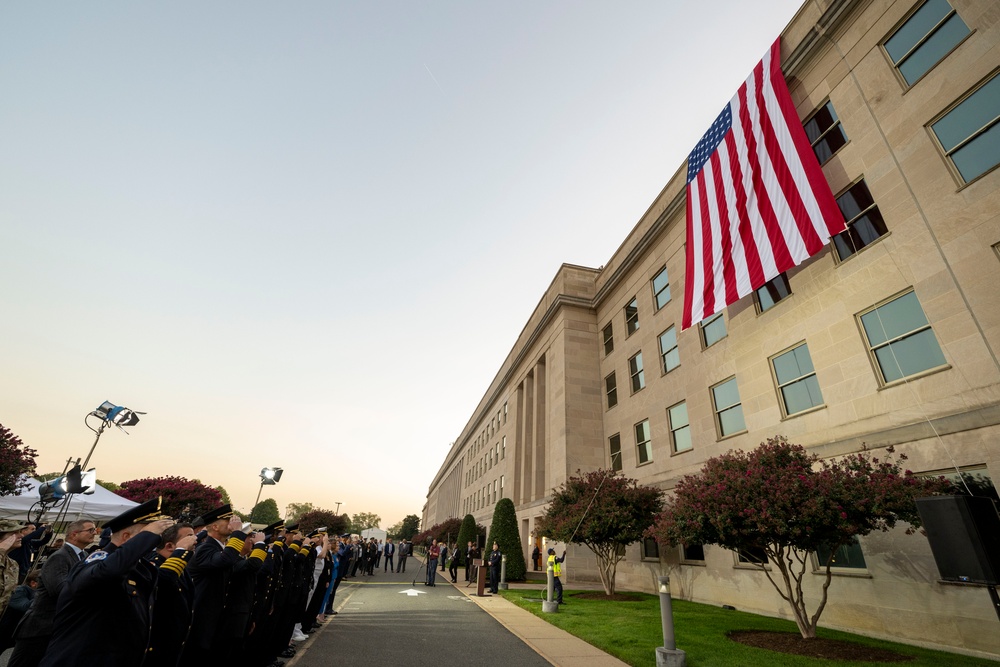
[0,499,406,667]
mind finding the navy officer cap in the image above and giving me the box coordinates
[192,503,235,528]
[104,497,168,533]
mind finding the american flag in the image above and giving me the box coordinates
[681,38,844,330]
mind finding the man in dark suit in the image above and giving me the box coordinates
[38,498,173,667]
[145,523,197,667]
[382,538,395,572]
[8,519,97,667]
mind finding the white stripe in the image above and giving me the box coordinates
[731,78,780,282]
[701,157,728,316]
[686,177,705,324]
[715,134,753,299]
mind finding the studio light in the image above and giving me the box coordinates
[260,467,283,485]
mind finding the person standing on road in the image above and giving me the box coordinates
[547,548,566,604]
[425,540,439,586]
[383,538,395,573]
[439,542,448,571]
[487,542,502,594]
[396,539,409,573]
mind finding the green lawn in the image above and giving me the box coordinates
[498,589,997,667]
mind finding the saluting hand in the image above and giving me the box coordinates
[227,516,244,532]
[252,532,266,543]
[176,534,198,551]
[0,533,17,552]
[141,519,174,536]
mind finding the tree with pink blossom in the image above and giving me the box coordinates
[118,476,222,520]
[647,436,951,638]
[0,423,37,497]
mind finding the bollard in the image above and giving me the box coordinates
[499,554,508,590]
[542,563,558,613]
[655,576,685,666]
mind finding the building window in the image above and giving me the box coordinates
[625,297,640,335]
[700,311,727,348]
[833,179,889,261]
[804,100,848,164]
[771,343,824,416]
[658,326,680,374]
[737,547,769,565]
[816,541,867,569]
[635,419,652,465]
[602,323,614,356]
[928,465,999,503]
[668,402,692,453]
[629,352,645,392]
[883,0,970,86]
[501,436,506,459]
[681,544,705,562]
[504,401,508,422]
[711,377,746,438]
[858,290,947,385]
[609,433,622,472]
[755,273,791,313]
[930,73,1000,184]
[493,479,497,504]
[642,537,660,560]
[651,266,671,310]
[500,475,504,498]
[605,372,618,409]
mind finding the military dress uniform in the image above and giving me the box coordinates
[145,548,195,667]
[38,498,168,667]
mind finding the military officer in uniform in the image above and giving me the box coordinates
[145,522,197,667]
[38,498,173,667]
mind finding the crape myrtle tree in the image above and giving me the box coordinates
[536,469,663,595]
[414,517,462,547]
[647,436,952,639]
[486,498,526,581]
[298,508,348,535]
[118,476,223,519]
[0,424,37,497]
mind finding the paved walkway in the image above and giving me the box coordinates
[290,558,630,667]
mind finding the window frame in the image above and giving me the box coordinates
[927,69,1000,187]
[605,372,618,409]
[700,311,727,349]
[624,297,640,336]
[641,537,660,562]
[651,266,671,311]
[711,376,747,439]
[608,433,622,472]
[602,322,615,356]
[881,0,972,89]
[628,351,645,393]
[769,341,826,418]
[680,543,706,564]
[803,99,849,165]
[667,401,693,455]
[658,325,680,374]
[754,273,792,315]
[832,178,890,263]
[856,289,949,387]
[634,419,652,466]
[814,541,869,572]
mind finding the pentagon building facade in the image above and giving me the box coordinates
[423,0,999,656]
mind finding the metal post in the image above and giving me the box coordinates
[499,554,508,590]
[542,561,558,612]
[655,576,686,667]
[249,481,264,525]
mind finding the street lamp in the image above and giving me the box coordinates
[250,467,283,524]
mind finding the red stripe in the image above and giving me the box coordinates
[724,132,766,290]
[710,151,740,305]
[697,169,715,320]
[682,189,697,330]
[737,64,794,275]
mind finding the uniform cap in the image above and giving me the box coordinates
[192,503,234,528]
[105,497,169,533]
[0,519,27,534]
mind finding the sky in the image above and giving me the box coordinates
[1,1,805,529]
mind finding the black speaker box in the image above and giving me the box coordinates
[915,495,1000,585]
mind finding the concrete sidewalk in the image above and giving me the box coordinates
[448,578,631,667]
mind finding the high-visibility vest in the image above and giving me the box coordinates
[548,554,561,577]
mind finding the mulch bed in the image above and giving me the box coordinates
[572,592,647,602]
[728,630,915,662]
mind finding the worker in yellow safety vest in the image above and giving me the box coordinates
[547,548,566,604]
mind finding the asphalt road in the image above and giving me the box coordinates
[293,560,551,667]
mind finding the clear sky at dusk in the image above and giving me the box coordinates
[1,1,804,529]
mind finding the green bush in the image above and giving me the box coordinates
[454,514,478,566]
[486,498,526,581]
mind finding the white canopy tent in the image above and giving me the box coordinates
[0,477,138,524]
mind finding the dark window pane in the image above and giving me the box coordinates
[951,121,1000,182]
[606,374,618,409]
[625,298,640,335]
[652,268,671,309]
[757,274,790,312]
[738,547,768,564]
[781,375,824,414]
[814,126,848,164]
[816,541,867,569]
[873,330,948,382]
[931,74,1000,150]
[804,102,839,143]
[643,537,660,559]
[885,0,952,62]
[603,323,614,355]
[940,468,1000,503]
[836,181,876,223]
[609,434,622,472]
[898,14,971,85]
[682,544,705,561]
[861,292,929,345]
[834,212,889,260]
